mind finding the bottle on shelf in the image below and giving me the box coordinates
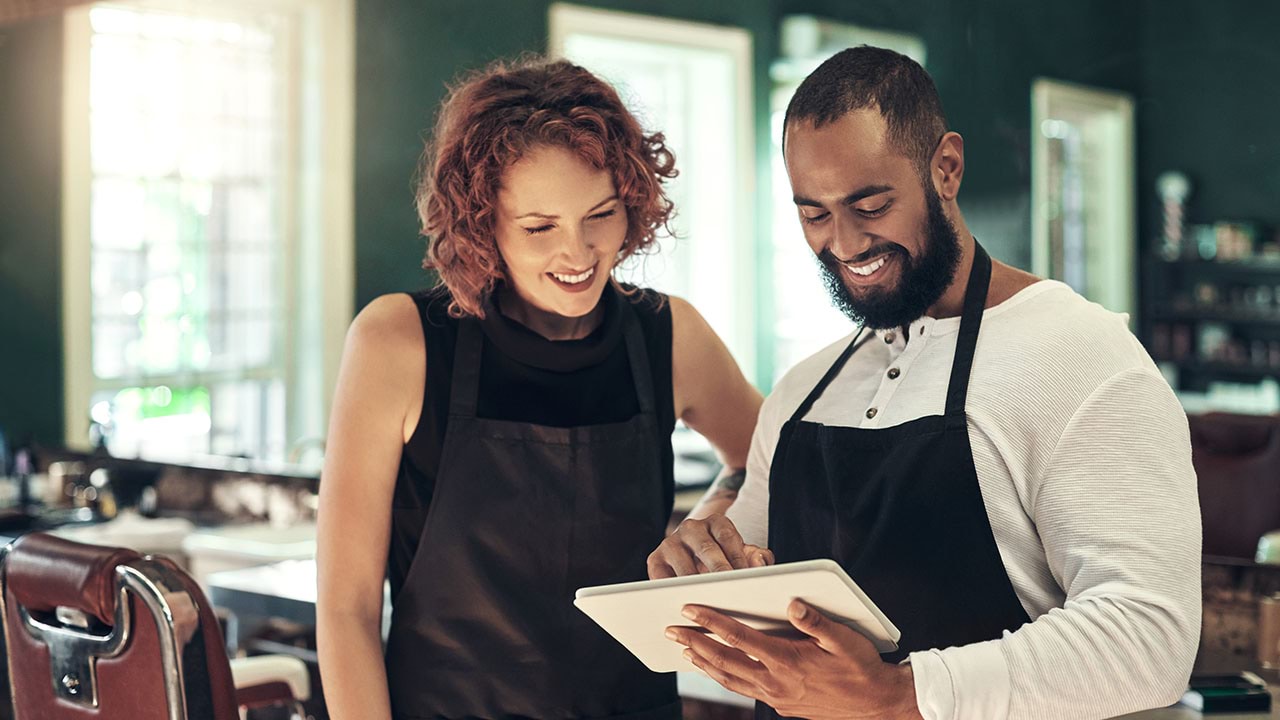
[14,445,33,512]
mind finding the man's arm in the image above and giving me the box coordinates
[719,387,785,547]
[688,467,747,520]
[910,367,1201,720]
[647,377,786,578]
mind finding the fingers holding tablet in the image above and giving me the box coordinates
[745,544,774,568]
[665,607,778,696]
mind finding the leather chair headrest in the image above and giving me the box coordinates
[5,532,143,626]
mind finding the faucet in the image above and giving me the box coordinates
[286,436,326,467]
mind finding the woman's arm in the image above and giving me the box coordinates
[316,294,425,720]
[669,295,762,518]
[647,296,772,579]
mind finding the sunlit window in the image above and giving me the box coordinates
[65,1,353,467]
[1031,79,1135,320]
[83,5,288,461]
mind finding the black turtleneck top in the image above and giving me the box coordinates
[386,283,676,599]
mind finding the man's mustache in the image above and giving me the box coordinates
[819,244,907,268]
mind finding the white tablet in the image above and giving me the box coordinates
[574,559,900,673]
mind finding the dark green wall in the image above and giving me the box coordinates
[0,15,64,447]
[1138,0,1280,248]
[2,1,1275,445]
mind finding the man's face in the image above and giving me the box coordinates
[784,109,961,329]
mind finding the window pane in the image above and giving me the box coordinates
[209,379,285,460]
[93,378,286,463]
[92,385,213,460]
[87,5,290,459]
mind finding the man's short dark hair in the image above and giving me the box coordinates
[784,46,948,178]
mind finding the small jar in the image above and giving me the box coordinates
[1260,593,1280,669]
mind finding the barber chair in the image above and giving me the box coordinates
[1187,411,1280,560]
[0,532,310,719]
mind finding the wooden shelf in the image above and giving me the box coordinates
[1148,255,1280,270]
[1159,359,1280,383]
[1148,308,1280,325]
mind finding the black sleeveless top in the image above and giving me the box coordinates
[386,283,677,600]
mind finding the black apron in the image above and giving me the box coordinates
[759,242,1031,719]
[384,301,680,720]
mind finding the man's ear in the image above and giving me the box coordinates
[931,131,964,202]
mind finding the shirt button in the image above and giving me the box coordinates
[866,407,878,419]
[884,332,895,344]
[887,367,900,380]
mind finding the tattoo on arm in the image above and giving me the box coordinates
[688,468,746,520]
[707,468,746,499]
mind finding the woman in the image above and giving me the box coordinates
[316,57,762,720]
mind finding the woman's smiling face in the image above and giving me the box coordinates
[494,144,628,320]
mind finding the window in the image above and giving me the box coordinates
[549,3,758,383]
[1031,79,1136,319]
[62,0,353,466]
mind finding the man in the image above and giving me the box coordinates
[648,46,1200,720]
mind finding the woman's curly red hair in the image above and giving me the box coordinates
[417,56,678,318]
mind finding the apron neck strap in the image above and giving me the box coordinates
[621,300,657,416]
[788,326,872,423]
[448,296,656,420]
[944,240,991,417]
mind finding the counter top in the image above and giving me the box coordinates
[206,559,392,641]
[208,558,318,604]
[1116,690,1278,719]
[679,671,1280,718]
[207,559,1279,719]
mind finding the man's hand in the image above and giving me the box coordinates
[666,599,923,720]
[647,514,774,578]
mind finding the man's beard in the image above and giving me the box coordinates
[817,186,963,330]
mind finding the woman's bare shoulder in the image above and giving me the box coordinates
[348,293,426,352]
[666,294,711,346]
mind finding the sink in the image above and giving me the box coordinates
[183,521,317,588]
[49,509,195,561]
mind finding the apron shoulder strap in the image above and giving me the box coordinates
[620,298,658,416]
[449,318,484,419]
[944,241,992,419]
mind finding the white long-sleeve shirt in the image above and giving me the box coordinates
[726,280,1201,720]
